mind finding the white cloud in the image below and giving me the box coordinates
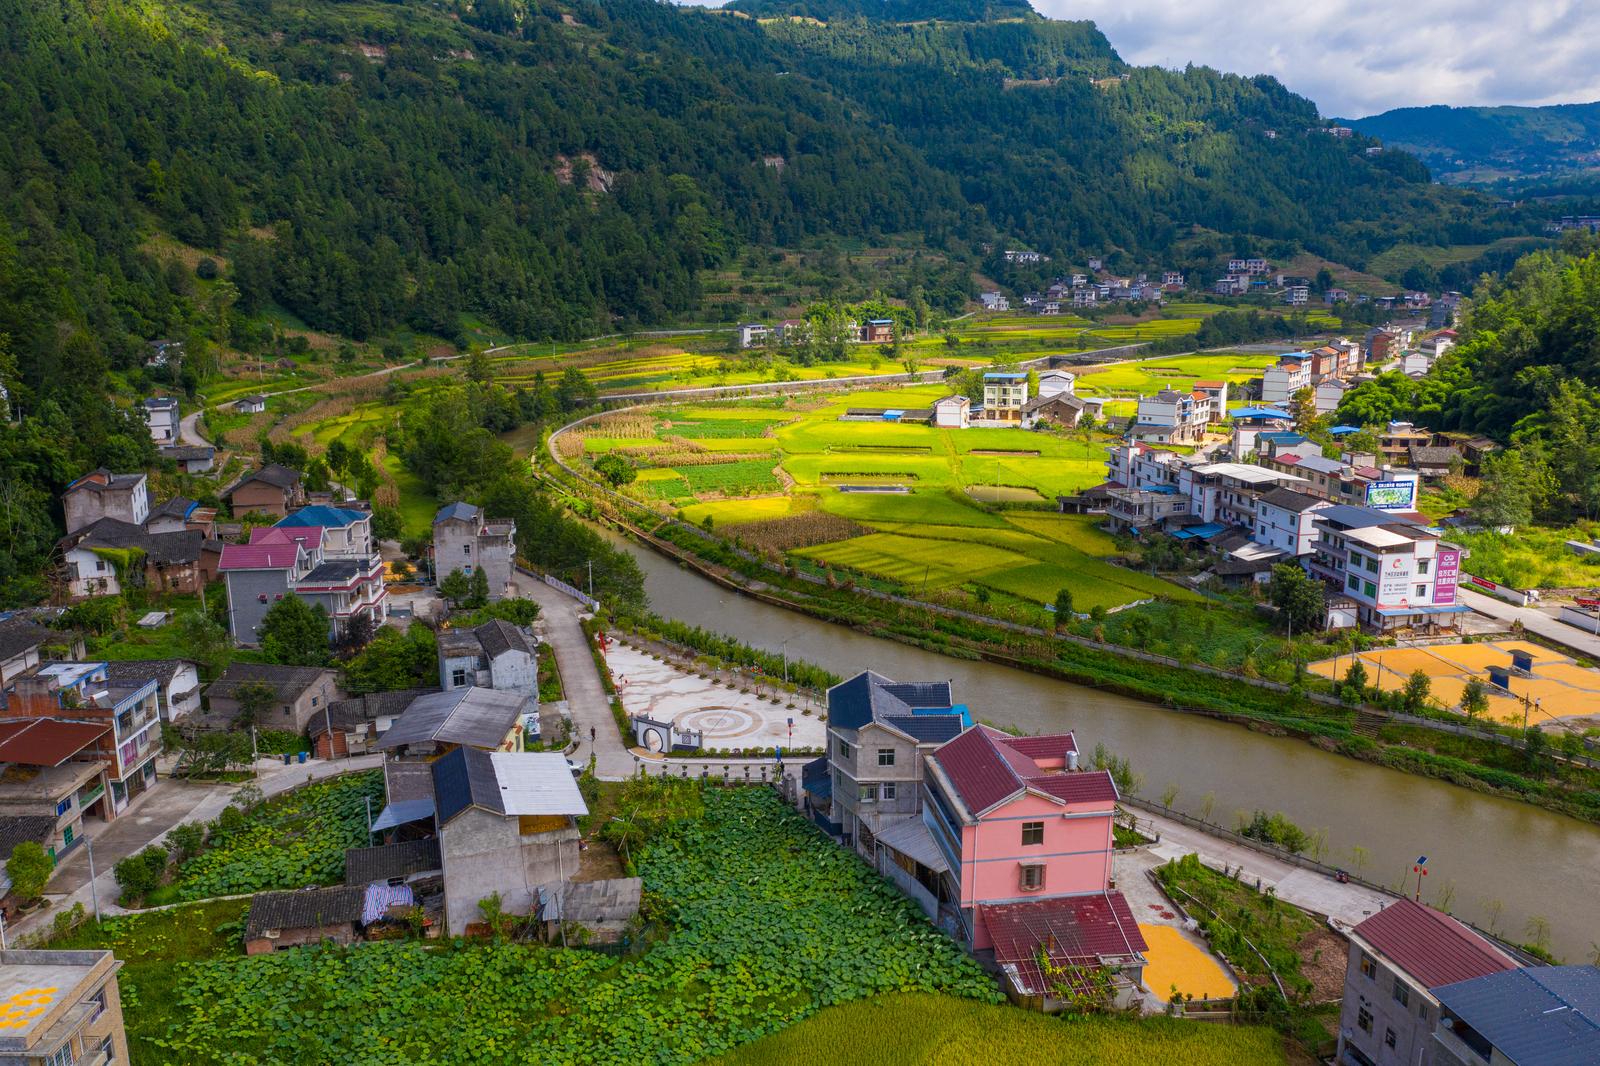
[1038,0,1600,116]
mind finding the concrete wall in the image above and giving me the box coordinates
[488,650,536,696]
[1336,936,1437,1066]
[434,519,478,582]
[64,482,147,535]
[65,547,122,598]
[231,482,291,517]
[439,807,581,935]
[225,568,292,644]
[439,651,480,690]
[245,923,358,956]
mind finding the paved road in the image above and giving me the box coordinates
[10,754,384,942]
[1133,808,1393,926]
[1458,587,1600,659]
[513,573,635,780]
[177,410,212,448]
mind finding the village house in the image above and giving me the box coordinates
[57,518,220,599]
[862,319,895,344]
[431,747,587,936]
[1213,274,1251,296]
[1430,965,1600,1066]
[201,662,340,734]
[308,688,432,760]
[0,724,115,858]
[1377,422,1433,464]
[1035,370,1075,398]
[219,524,386,644]
[375,686,528,757]
[1161,270,1184,289]
[432,502,517,602]
[979,291,1010,311]
[1227,407,1296,457]
[1262,452,1421,510]
[1104,485,1190,534]
[980,373,1029,425]
[233,394,267,414]
[0,618,84,687]
[275,505,374,559]
[1284,285,1310,306]
[1306,506,1466,632]
[1260,355,1312,407]
[1336,898,1517,1066]
[1022,393,1100,430]
[62,470,149,535]
[1324,287,1351,304]
[932,395,971,429]
[774,319,807,344]
[1071,287,1098,307]
[921,726,1146,1009]
[437,619,538,701]
[1252,488,1332,558]
[736,323,770,348]
[104,659,200,723]
[224,464,305,518]
[1408,445,1462,480]
[1177,461,1306,531]
[142,396,179,443]
[3,661,163,817]
[160,444,217,474]
[145,496,216,537]
[809,671,966,868]
[1129,389,1209,445]
[0,949,130,1066]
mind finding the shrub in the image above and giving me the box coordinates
[168,822,208,863]
[6,842,53,903]
[114,845,172,901]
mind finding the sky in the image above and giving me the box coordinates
[1030,0,1600,117]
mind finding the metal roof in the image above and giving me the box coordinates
[537,877,642,923]
[880,714,963,744]
[1434,966,1600,1066]
[1352,898,1515,990]
[932,726,1112,818]
[430,747,586,823]
[874,817,949,873]
[0,720,110,767]
[434,501,480,525]
[825,671,952,731]
[344,837,442,885]
[369,799,437,832]
[375,687,528,750]
[276,506,367,530]
[981,892,1148,996]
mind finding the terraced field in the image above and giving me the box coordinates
[1072,350,1285,416]
[577,386,1199,609]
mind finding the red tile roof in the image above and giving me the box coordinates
[0,719,110,766]
[248,526,322,548]
[1353,898,1516,990]
[219,543,303,571]
[981,892,1148,996]
[1028,771,1117,805]
[999,732,1078,760]
[934,727,1111,816]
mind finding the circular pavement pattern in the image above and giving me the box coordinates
[676,706,760,740]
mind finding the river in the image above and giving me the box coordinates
[606,532,1600,960]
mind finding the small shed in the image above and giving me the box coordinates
[244,885,365,955]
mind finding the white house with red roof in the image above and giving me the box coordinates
[921,724,1147,1008]
[1336,897,1517,1066]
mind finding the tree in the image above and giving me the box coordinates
[1268,563,1324,634]
[593,453,636,487]
[1471,449,1537,529]
[439,568,470,606]
[1401,669,1432,713]
[468,566,490,608]
[178,609,231,678]
[1343,660,1370,703]
[1461,678,1489,723]
[1290,386,1317,428]
[466,349,493,383]
[5,841,53,903]
[342,625,439,694]
[1053,588,1074,629]
[232,679,279,728]
[259,595,332,666]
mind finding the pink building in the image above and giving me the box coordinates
[920,726,1147,1005]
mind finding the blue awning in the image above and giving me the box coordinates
[1172,522,1228,540]
[1373,604,1473,617]
[1328,425,1362,434]
[371,798,436,832]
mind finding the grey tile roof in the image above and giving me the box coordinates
[826,671,953,731]
[0,619,61,661]
[244,886,365,940]
[207,662,333,704]
[881,715,964,743]
[474,619,531,661]
[384,758,437,804]
[1258,487,1327,513]
[150,497,198,520]
[375,688,527,751]
[0,815,56,858]
[344,838,442,886]
[65,520,205,567]
[434,502,480,525]
[103,659,192,686]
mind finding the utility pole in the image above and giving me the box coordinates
[85,834,101,922]
[780,638,790,685]
[251,726,260,781]
[587,559,594,599]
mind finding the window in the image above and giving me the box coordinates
[62,824,74,846]
[1359,953,1376,980]
[1357,1006,1373,1034]
[99,1035,115,1062]
[1415,584,1428,598]
[834,738,852,760]
[283,706,292,717]
[45,1043,76,1066]
[311,696,320,707]
[56,796,72,816]
[463,545,472,556]
[1392,977,1410,1007]
[1384,1028,1397,1049]
[1417,1003,1429,1023]
[1021,821,1044,846]
[1019,863,1044,891]
[89,988,107,1021]
[452,668,469,688]
[1364,581,1376,597]
[258,593,269,603]
[1417,558,1430,575]
[880,783,897,801]
[1347,574,1360,591]
[877,748,895,767]
[859,784,877,803]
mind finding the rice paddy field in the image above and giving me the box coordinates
[576,386,1200,610]
[1071,350,1286,417]
[712,993,1288,1065]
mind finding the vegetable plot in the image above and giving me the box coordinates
[158,788,997,1063]
[170,771,384,901]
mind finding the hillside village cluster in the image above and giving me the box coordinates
[4,292,1600,1066]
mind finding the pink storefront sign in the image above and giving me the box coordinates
[1434,548,1460,605]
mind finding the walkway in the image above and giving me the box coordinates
[1458,587,1600,660]
[1132,808,1393,927]
[177,410,212,448]
[512,573,635,780]
[9,754,384,943]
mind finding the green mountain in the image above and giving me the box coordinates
[726,0,1038,21]
[1349,102,1600,184]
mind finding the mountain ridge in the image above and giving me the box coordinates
[1348,100,1600,184]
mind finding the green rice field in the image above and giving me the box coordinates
[1072,350,1284,416]
[578,384,1200,609]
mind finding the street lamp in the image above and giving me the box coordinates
[85,833,101,922]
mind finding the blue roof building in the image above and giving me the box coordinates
[1433,966,1600,1066]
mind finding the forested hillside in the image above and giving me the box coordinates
[1350,101,1600,184]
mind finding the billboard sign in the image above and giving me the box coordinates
[1433,548,1460,605]
[1377,554,1415,607]
[1366,479,1417,511]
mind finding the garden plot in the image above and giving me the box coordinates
[608,642,825,751]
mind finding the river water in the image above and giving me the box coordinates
[608,533,1600,959]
